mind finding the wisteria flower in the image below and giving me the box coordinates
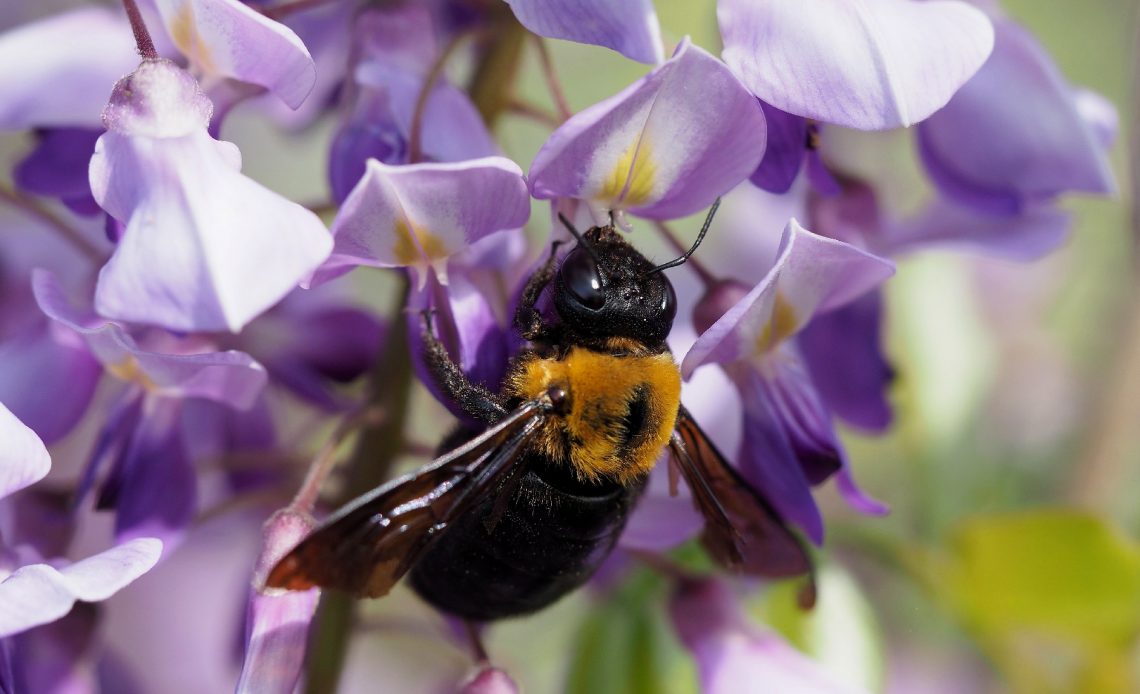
[0,403,162,641]
[90,58,332,332]
[683,219,895,542]
[504,0,665,64]
[529,38,766,222]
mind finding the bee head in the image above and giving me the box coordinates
[553,226,677,346]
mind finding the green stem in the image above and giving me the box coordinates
[468,13,527,127]
[304,279,414,694]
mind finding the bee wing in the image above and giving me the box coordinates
[670,406,815,583]
[266,400,548,598]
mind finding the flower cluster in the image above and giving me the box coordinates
[0,0,1115,692]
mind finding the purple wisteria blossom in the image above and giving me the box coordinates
[0,403,161,658]
[683,220,895,542]
[504,0,665,64]
[90,58,332,332]
[529,38,766,223]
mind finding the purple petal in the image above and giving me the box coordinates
[798,291,894,432]
[1074,87,1118,150]
[34,270,268,408]
[237,510,319,694]
[0,321,102,444]
[504,0,664,64]
[887,199,1071,261]
[8,603,97,694]
[529,39,766,219]
[90,61,332,332]
[917,18,1115,212]
[749,101,807,194]
[682,219,895,377]
[149,0,316,109]
[0,538,161,638]
[316,157,529,289]
[670,579,867,694]
[0,403,50,500]
[719,0,994,130]
[13,127,103,215]
[0,7,138,128]
[734,369,825,543]
[107,403,196,548]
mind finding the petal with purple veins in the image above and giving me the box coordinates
[0,538,162,638]
[917,18,1115,213]
[682,219,895,377]
[149,0,316,109]
[0,7,137,129]
[504,0,664,64]
[719,0,994,130]
[529,39,766,219]
[0,402,50,500]
[316,157,529,289]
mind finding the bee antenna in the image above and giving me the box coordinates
[644,197,721,276]
[557,212,600,263]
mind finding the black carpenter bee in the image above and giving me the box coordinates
[266,202,813,620]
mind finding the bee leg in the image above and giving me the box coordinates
[514,241,564,343]
[421,310,509,425]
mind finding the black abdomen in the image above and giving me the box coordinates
[409,453,643,621]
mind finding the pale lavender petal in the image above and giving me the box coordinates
[835,466,888,516]
[529,39,766,219]
[0,538,161,638]
[917,19,1115,213]
[887,199,1071,261]
[1074,87,1118,150]
[0,7,137,128]
[671,579,868,694]
[150,0,316,108]
[0,402,49,500]
[720,0,994,130]
[799,292,893,432]
[619,454,703,551]
[504,0,664,64]
[749,101,807,194]
[237,510,319,694]
[458,665,519,694]
[90,60,332,332]
[316,157,529,289]
[682,219,895,377]
[34,270,268,409]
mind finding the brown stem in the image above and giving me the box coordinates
[408,31,470,164]
[652,220,717,288]
[532,34,572,122]
[0,186,106,263]
[468,14,527,126]
[506,99,562,128]
[121,0,158,60]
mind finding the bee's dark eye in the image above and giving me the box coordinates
[560,247,605,311]
[661,277,677,326]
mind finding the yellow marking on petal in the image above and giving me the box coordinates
[392,218,451,284]
[756,293,800,354]
[599,137,657,208]
[170,3,217,74]
[107,356,158,392]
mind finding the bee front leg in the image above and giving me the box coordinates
[421,311,509,425]
[514,241,563,343]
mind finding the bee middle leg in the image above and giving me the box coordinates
[421,311,508,425]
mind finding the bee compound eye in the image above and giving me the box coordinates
[559,247,605,311]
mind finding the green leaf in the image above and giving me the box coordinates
[914,509,1140,692]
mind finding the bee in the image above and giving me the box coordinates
[266,201,813,620]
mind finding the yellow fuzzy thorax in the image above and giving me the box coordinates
[505,345,682,485]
